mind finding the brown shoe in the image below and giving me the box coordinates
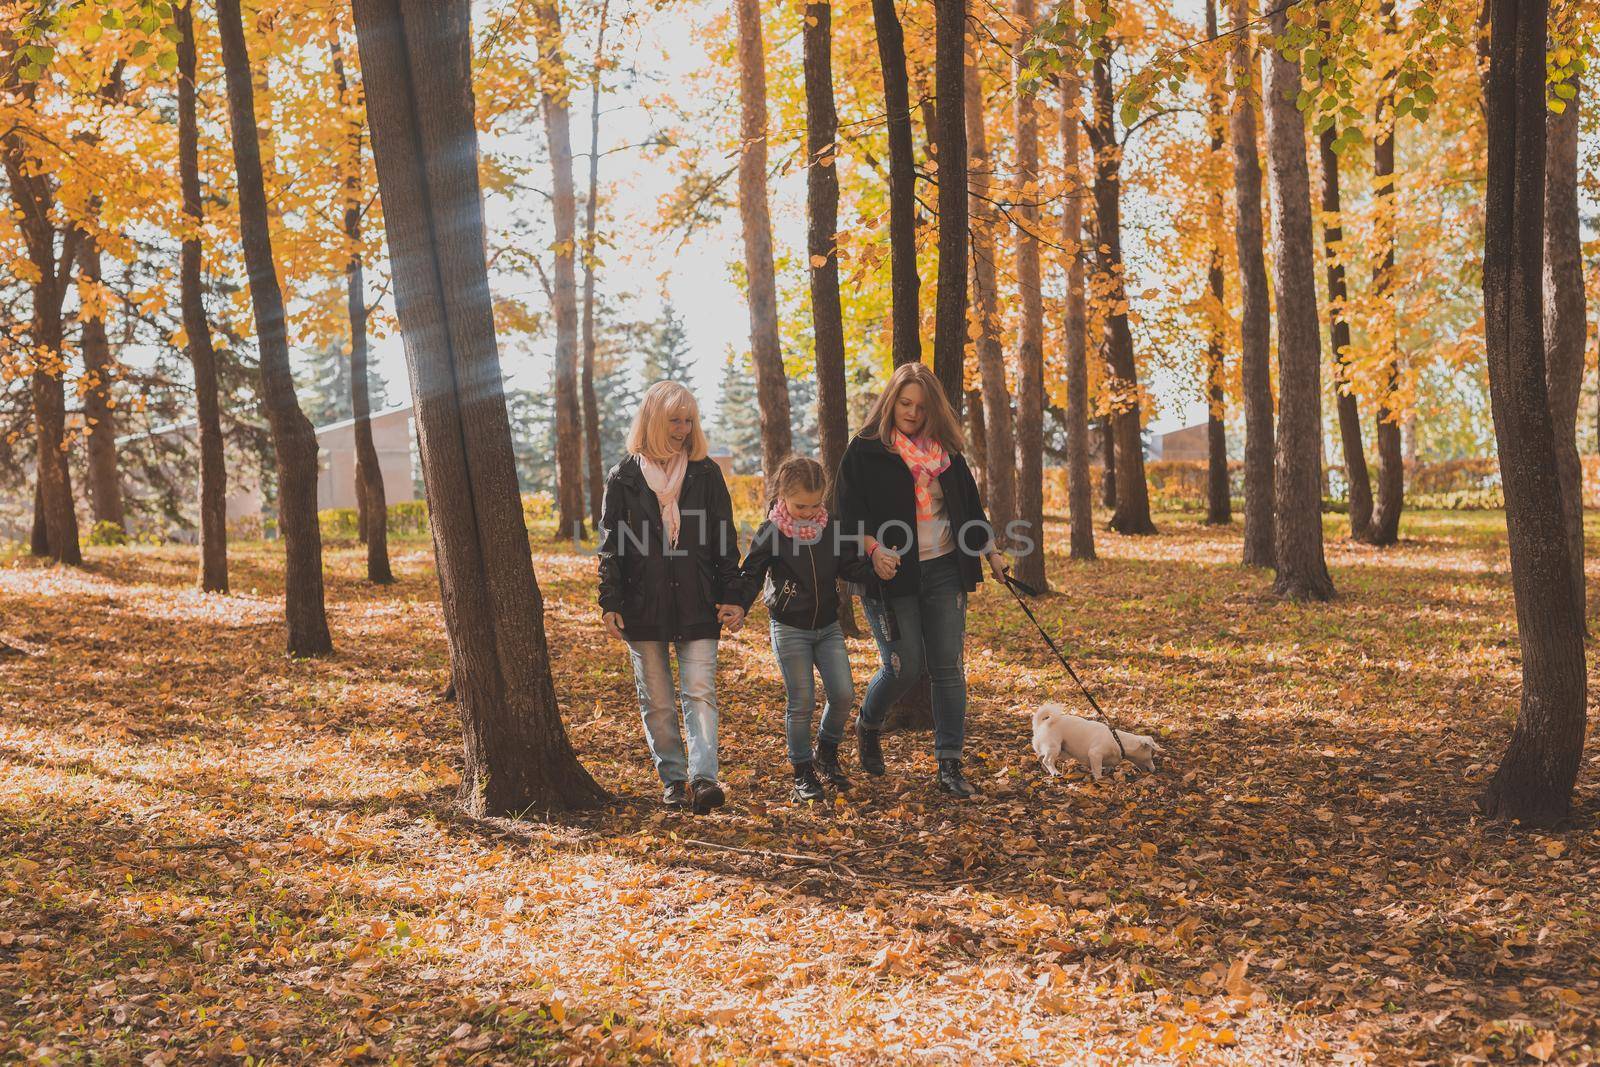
[689,777,726,814]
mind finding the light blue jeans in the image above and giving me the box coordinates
[769,620,855,763]
[859,552,969,759]
[627,639,719,785]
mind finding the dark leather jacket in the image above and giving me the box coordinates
[736,517,876,630]
[596,455,741,642]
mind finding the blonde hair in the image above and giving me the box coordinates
[860,362,965,451]
[628,380,709,462]
[767,455,828,510]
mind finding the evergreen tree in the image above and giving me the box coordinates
[640,302,694,385]
[296,339,389,427]
[788,364,818,459]
[594,354,641,473]
[713,350,764,473]
[506,385,558,495]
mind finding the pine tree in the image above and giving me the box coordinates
[297,340,389,427]
[714,351,764,473]
[506,385,558,494]
[641,303,694,385]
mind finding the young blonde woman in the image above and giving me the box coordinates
[597,381,745,813]
[835,362,1009,798]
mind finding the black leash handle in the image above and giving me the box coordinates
[1001,572,1127,761]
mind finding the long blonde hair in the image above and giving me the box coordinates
[628,381,709,462]
[859,362,965,451]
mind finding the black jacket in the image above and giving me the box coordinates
[736,517,876,630]
[596,454,742,642]
[835,433,995,598]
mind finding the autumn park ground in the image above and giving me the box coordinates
[2,511,1599,1066]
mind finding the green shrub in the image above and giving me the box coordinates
[86,520,128,546]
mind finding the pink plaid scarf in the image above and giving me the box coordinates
[769,498,827,544]
[890,431,951,524]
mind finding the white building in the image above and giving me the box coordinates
[313,406,418,511]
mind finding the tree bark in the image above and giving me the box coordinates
[1099,415,1117,509]
[79,238,126,531]
[218,0,332,653]
[1261,7,1333,601]
[30,479,49,557]
[871,0,921,366]
[352,0,606,814]
[177,0,229,592]
[1203,0,1230,527]
[965,47,1016,544]
[1011,0,1050,587]
[1089,48,1154,536]
[1477,0,1586,828]
[580,2,609,529]
[332,33,393,585]
[1060,60,1095,560]
[1319,121,1372,538]
[1228,0,1275,567]
[734,0,794,481]
[932,0,967,418]
[1367,0,1405,546]
[1543,72,1584,625]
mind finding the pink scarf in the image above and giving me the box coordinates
[891,431,951,523]
[769,498,827,543]
[638,450,688,548]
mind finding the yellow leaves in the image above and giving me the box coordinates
[1526,1030,1557,1062]
[1544,840,1565,859]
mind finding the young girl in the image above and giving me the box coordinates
[597,381,746,813]
[736,456,875,802]
[835,362,1009,799]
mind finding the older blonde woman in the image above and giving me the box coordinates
[597,381,745,813]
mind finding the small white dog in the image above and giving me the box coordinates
[1031,703,1163,780]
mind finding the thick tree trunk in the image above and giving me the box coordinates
[1543,73,1584,626]
[1368,0,1405,547]
[352,0,606,814]
[331,36,393,584]
[1261,8,1333,601]
[534,2,587,540]
[218,0,332,653]
[871,0,921,366]
[177,0,229,592]
[79,238,126,531]
[1204,0,1230,528]
[1319,121,1373,539]
[1011,0,1051,586]
[1477,0,1586,827]
[965,49,1016,543]
[1060,62,1095,561]
[932,0,967,417]
[1229,0,1275,567]
[1090,49,1154,536]
[580,2,609,529]
[30,479,49,557]
[734,0,794,480]
[1099,415,1117,509]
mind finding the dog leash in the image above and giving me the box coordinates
[1000,572,1127,762]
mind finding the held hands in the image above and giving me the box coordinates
[717,604,747,632]
[987,549,1011,583]
[871,546,901,581]
[601,611,626,641]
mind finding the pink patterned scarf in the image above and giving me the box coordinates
[638,449,688,548]
[769,498,827,544]
[891,431,951,524]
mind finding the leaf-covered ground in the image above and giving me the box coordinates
[2,511,1597,1065]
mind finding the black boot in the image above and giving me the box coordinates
[937,758,978,798]
[856,721,886,777]
[791,761,826,803]
[689,777,726,814]
[662,781,687,810]
[815,738,851,791]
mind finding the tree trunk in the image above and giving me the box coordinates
[176,0,229,592]
[965,47,1016,544]
[580,2,609,529]
[1203,0,1230,527]
[30,478,49,556]
[734,0,794,481]
[871,0,921,366]
[533,1,587,541]
[1228,0,1275,567]
[218,0,332,654]
[1319,121,1372,539]
[932,0,967,418]
[79,238,126,532]
[1477,0,1586,828]
[1367,0,1405,547]
[1543,72,1584,626]
[1090,49,1154,536]
[331,37,394,584]
[1060,59,1095,560]
[352,0,606,814]
[1100,415,1117,509]
[1261,7,1333,601]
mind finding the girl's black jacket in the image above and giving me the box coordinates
[596,454,742,642]
[735,517,876,631]
[834,433,996,598]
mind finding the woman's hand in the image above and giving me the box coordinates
[872,547,901,581]
[986,549,1010,583]
[602,611,626,641]
[717,604,746,632]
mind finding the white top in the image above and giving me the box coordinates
[917,477,955,561]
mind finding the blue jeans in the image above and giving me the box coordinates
[627,639,719,785]
[859,552,969,759]
[769,620,855,764]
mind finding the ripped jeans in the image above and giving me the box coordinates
[858,552,969,759]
